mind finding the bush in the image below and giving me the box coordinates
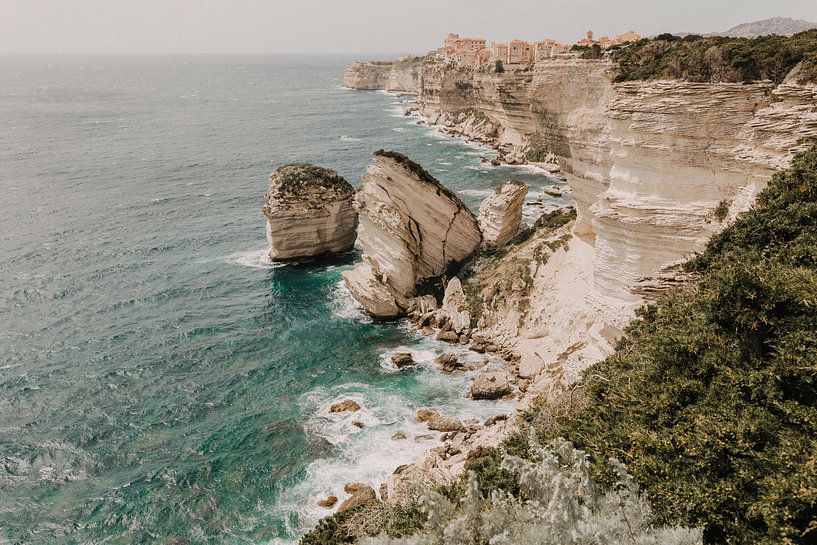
[494,60,504,73]
[611,29,817,83]
[362,437,702,545]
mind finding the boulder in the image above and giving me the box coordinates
[391,352,414,368]
[427,414,465,432]
[337,485,377,513]
[329,399,361,413]
[478,180,529,248]
[317,496,338,508]
[344,482,366,494]
[416,408,437,422]
[391,431,407,440]
[342,151,482,318]
[436,330,460,343]
[470,371,513,400]
[434,353,462,373]
[442,277,471,334]
[262,164,358,261]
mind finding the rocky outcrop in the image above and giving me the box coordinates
[337,485,377,513]
[342,61,394,90]
[262,164,358,261]
[441,277,471,334]
[478,180,529,247]
[343,56,426,94]
[342,151,482,319]
[470,370,512,400]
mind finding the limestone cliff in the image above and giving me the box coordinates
[342,151,482,318]
[262,164,358,261]
[342,56,426,94]
[343,54,817,383]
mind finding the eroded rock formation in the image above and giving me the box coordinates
[262,164,358,261]
[478,180,529,247]
[342,56,425,94]
[342,151,482,318]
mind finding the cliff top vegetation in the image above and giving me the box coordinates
[270,164,354,200]
[608,29,817,84]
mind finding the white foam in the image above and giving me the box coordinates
[339,135,362,142]
[459,189,493,197]
[229,249,286,269]
[330,281,372,323]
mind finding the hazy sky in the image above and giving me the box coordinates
[2,0,817,55]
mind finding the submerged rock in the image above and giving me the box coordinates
[262,164,358,261]
[342,151,482,318]
[478,180,529,248]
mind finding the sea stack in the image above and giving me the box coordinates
[478,180,529,248]
[262,164,358,261]
[342,151,482,318]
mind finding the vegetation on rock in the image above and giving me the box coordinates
[270,164,354,200]
[362,437,701,545]
[609,29,817,84]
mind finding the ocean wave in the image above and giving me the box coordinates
[339,135,361,142]
[330,281,372,323]
[228,249,286,269]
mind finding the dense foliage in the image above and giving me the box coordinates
[272,164,353,199]
[363,438,701,545]
[610,30,817,84]
[537,145,817,543]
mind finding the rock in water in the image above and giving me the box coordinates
[342,151,482,318]
[262,164,358,261]
[478,180,529,248]
[329,399,361,413]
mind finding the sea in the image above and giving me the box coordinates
[0,54,568,545]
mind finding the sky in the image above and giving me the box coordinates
[1,0,817,55]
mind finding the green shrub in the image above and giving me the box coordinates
[363,438,702,545]
[494,60,504,73]
[611,29,817,84]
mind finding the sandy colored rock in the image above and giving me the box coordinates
[342,151,482,318]
[427,414,465,432]
[391,352,414,368]
[344,482,366,494]
[416,409,437,422]
[436,329,460,343]
[317,496,338,508]
[262,164,357,261]
[442,277,471,334]
[329,399,360,413]
[470,370,513,400]
[478,180,529,247]
[337,485,377,513]
[434,353,462,373]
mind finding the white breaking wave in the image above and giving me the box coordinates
[267,339,514,544]
[330,281,372,323]
[229,249,286,269]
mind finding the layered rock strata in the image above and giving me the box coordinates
[262,164,358,261]
[342,56,425,94]
[342,151,481,318]
[477,180,529,247]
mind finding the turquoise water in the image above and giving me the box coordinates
[0,55,567,544]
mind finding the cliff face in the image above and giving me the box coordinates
[346,55,817,381]
[342,151,482,318]
[262,165,358,261]
[342,56,425,94]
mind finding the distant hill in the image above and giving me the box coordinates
[716,17,817,37]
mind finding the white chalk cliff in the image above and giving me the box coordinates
[262,164,358,261]
[344,54,817,384]
[342,151,482,318]
[478,180,529,248]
